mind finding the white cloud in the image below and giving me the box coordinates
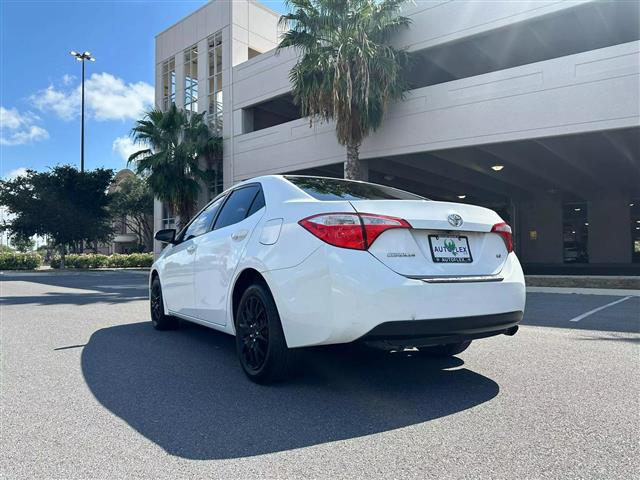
[112,135,143,162]
[0,126,49,146]
[62,74,76,86]
[31,85,77,120]
[0,107,49,146]
[4,167,28,180]
[31,72,155,122]
[1,106,26,129]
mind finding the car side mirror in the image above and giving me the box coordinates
[155,229,176,244]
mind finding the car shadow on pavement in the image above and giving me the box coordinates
[82,321,499,460]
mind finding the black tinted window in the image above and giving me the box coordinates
[182,196,225,240]
[247,189,265,217]
[285,176,426,201]
[214,185,260,230]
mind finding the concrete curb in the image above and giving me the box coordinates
[1,268,151,275]
[527,286,640,297]
[525,275,640,290]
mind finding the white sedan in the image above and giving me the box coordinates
[150,175,526,383]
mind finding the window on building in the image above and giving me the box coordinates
[161,204,175,231]
[207,159,224,200]
[563,202,589,264]
[184,45,199,113]
[207,32,223,133]
[161,57,176,111]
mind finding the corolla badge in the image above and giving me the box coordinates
[447,213,463,227]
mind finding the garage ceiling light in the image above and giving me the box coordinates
[491,165,504,171]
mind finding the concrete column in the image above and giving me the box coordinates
[153,198,164,258]
[197,38,208,115]
[518,194,563,264]
[588,196,631,263]
[223,24,235,189]
[175,54,185,110]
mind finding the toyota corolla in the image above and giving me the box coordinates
[150,175,526,383]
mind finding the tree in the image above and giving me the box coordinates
[109,174,154,251]
[278,0,411,180]
[128,104,222,228]
[0,166,114,267]
[10,233,35,252]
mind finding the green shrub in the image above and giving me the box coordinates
[50,252,153,269]
[68,253,109,268]
[0,252,43,270]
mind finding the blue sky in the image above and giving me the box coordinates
[0,0,287,179]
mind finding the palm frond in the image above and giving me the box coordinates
[129,105,222,224]
[278,0,412,150]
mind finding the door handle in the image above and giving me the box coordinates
[186,245,196,254]
[231,229,248,241]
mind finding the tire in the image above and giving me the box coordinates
[234,282,296,384]
[419,340,471,357]
[150,276,179,331]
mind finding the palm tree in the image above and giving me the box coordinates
[278,0,411,180]
[128,105,222,227]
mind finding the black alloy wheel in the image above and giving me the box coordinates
[235,283,297,384]
[150,276,179,330]
[237,294,270,372]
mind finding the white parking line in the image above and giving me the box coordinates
[569,296,633,322]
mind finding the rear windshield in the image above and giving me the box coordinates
[285,176,427,201]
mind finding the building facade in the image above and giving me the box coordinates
[155,0,640,272]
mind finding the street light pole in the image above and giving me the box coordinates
[69,51,96,173]
[81,58,85,173]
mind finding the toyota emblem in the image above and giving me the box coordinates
[448,213,463,227]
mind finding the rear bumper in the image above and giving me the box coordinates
[360,311,523,349]
[264,245,526,348]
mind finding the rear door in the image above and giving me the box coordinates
[193,184,265,325]
[349,200,508,278]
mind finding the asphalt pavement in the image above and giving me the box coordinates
[1,270,638,479]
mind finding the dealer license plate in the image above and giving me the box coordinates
[428,235,472,263]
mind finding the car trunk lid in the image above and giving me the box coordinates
[349,200,510,278]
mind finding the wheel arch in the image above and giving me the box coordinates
[149,268,160,288]
[149,269,170,316]
[231,268,269,329]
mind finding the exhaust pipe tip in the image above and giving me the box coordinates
[504,325,519,336]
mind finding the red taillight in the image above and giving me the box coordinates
[491,222,513,253]
[299,213,411,250]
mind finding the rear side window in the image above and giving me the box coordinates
[285,176,426,201]
[247,189,265,216]
[213,185,260,230]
